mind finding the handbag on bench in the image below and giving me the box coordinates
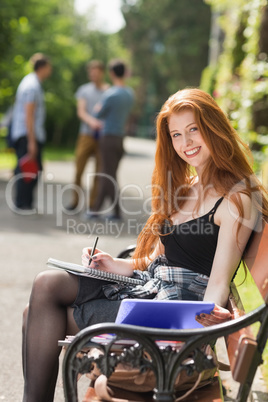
[80,299,218,402]
[87,344,218,402]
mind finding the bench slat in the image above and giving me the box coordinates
[226,286,258,383]
[225,220,268,383]
[244,219,268,303]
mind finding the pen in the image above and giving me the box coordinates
[88,236,99,266]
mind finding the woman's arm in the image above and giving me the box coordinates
[204,194,257,307]
[197,194,257,326]
[81,240,164,277]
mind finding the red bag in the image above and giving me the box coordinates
[19,155,39,183]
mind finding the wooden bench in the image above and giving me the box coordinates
[61,220,268,402]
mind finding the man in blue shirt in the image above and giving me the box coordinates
[11,53,52,210]
[90,59,134,219]
[67,60,109,211]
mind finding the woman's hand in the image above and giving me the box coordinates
[195,304,232,327]
[82,247,116,272]
[81,247,135,277]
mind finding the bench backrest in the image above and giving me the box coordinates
[244,219,268,303]
[226,218,268,383]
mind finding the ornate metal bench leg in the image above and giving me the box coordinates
[63,355,79,402]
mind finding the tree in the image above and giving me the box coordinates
[0,0,129,145]
[120,0,211,135]
[201,0,268,170]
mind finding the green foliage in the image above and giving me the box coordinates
[0,0,129,146]
[201,0,268,170]
[120,0,211,132]
[1,0,212,142]
[202,0,268,379]
[200,65,218,94]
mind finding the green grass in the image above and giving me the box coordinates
[0,148,16,169]
[43,146,74,161]
[234,266,268,382]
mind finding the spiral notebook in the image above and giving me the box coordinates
[47,258,145,286]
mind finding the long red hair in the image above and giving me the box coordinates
[133,88,268,269]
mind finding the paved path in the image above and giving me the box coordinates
[0,137,267,401]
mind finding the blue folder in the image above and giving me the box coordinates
[115,299,215,329]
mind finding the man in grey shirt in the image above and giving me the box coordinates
[11,53,52,210]
[68,60,109,210]
[89,59,134,219]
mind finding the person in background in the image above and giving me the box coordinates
[87,59,134,220]
[67,60,109,211]
[11,53,52,210]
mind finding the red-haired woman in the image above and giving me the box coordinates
[22,89,268,401]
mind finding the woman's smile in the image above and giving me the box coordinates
[184,146,201,157]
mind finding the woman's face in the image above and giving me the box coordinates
[168,109,211,175]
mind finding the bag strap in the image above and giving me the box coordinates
[175,371,203,401]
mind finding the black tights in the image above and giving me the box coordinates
[22,270,80,402]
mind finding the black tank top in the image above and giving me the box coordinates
[160,197,224,277]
